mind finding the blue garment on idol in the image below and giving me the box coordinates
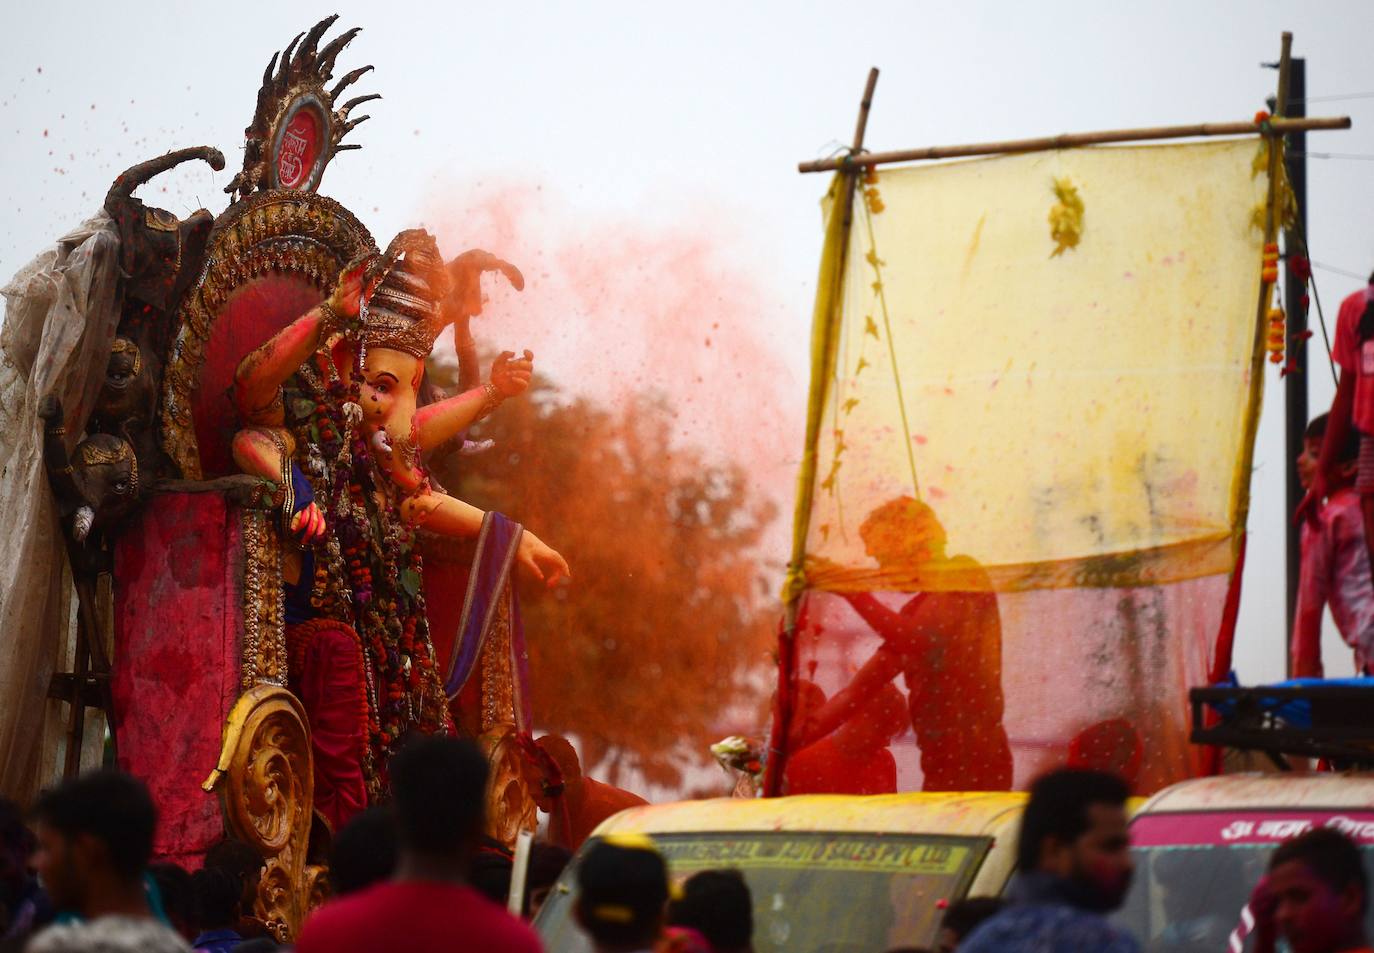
[960,872,1140,953]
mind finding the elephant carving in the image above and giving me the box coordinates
[88,336,163,477]
[97,146,224,486]
[39,396,140,552]
[103,146,225,353]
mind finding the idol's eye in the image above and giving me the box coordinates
[113,480,130,493]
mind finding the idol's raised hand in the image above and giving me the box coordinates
[490,350,535,398]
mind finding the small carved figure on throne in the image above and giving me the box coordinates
[228,229,568,829]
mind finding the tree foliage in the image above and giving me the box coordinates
[426,367,777,791]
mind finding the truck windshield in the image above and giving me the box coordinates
[1113,810,1374,953]
[536,831,989,953]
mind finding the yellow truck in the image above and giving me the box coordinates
[533,792,1027,953]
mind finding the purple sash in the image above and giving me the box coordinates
[444,512,531,731]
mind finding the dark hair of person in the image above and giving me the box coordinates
[1305,412,1360,464]
[389,736,489,854]
[32,770,156,882]
[1306,412,1329,443]
[203,838,261,885]
[1016,768,1130,872]
[1270,827,1368,911]
[528,843,573,893]
[147,862,193,937]
[667,869,753,950]
[576,839,669,948]
[328,806,398,896]
[0,799,35,862]
[189,866,241,931]
[470,846,514,906]
[940,896,1005,941]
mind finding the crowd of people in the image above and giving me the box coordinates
[0,748,1368,953]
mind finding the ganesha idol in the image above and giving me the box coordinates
[229,229,570,829]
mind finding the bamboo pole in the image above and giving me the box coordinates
[841,68,880,226]
[799,114,1350,173]
[764,68,878,799]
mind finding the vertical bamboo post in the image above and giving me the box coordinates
[1262,33,1293,675]
[765,68,879,797]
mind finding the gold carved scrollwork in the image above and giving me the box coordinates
[480,725,538,851]
[203,685,314,942]
[240,510,287,689]
[160,190,375,478]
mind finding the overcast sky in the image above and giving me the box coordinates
[5,0,1374,684]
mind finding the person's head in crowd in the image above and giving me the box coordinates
[936,897,1004,953]
[526,842,572,919]
[389,736,489,879]
[469,839,514,906]
[31,770,157,919]
[1299,413,1359,492]
[0,798,36,932]
[666,868,753,953]
[574,835,669,952]
[146,862,193,941]
[203,836,265,939]
[1016,768,1133,912]
[1267,827,1367,953]
[189,865,242,942]
[328,806,398,897]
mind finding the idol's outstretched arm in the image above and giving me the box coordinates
[415,350,534,449]
[403,490,570,586]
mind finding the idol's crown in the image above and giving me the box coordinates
[362,230,453,359]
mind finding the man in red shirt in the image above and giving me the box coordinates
[1300,277,1374,585]
[295,737,541,953]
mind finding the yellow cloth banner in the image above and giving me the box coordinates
[803,139,1270,593]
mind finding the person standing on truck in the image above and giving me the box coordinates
[1293,413,1374,677]
[960,769,1138,953]
[799,497,1013,791]
[1248,827,1370,953]
[1298,275,1374,587]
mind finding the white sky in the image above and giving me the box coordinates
[5,0,1374,685]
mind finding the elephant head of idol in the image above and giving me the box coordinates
[352,230,454,469]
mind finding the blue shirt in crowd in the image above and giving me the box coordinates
[960,871,1140,953]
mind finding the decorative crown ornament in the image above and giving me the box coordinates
[361,230,455,360]
[226,15,380,201]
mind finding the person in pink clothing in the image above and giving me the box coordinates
[1293,413,1374,677]
[1300,277,1374,584]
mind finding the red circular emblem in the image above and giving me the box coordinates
[276,106,322,190]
